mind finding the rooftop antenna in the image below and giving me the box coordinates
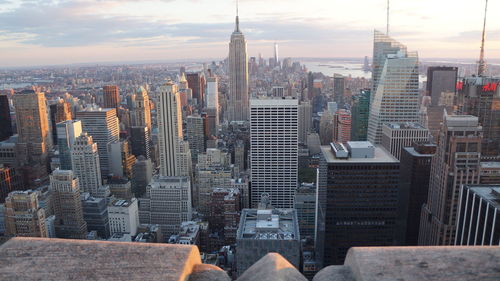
[235,0,240,32]
[478,0,488,76]
[386,0,390,35]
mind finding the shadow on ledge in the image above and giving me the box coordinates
[0,238,499,281]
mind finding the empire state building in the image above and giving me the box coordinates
[227,12,249,122]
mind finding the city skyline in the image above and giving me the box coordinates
[0,0,499,67]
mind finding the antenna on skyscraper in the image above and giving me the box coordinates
[235,0,240,32]
[386,0,390,35]
[478,0,488,76]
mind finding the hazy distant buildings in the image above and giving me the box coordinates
[381,122,430,160]
[227,13,249,122]
[316,141,401,266]
[50,169,87,239]
[4,190,48,237]
[250,98,298,208]
[419,113,482,246]
[76,107,119,176]
[368,31,420,144]
[103,85,120,110]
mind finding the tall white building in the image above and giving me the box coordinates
[206,76,219,110]
[76,107,119,176]
[71,133,102,196]
[108,198,139,236]
[367,31,420,144]
[250,98,298,208]
[56,120,82,170]
[228,12,249,122]
[381,122,430,160]
[157,81,183,177]
[138,176,192,237]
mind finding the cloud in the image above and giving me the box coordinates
[0,0,370,49]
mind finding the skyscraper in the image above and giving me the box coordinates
[274,42,279,67]
[49,98,72,144]
[4,190,48,237]
[457,77,500,156]
[0,94,13,142]
[186,73,205,108]
[367,32,420,144]
[76,107,119,176]
[138,176,192,237]
[186,115,206,162]
[250,98,298,208]
[130,126,150,159]
[71,133,102,196]
[13,90,52,165]
[157,81,183,177]
[335,109,351,143]
[57,120,83,170]
[350,89,371,141]
[205,76,219,136]
[0,166,22,203]
[316,142,401,266]
[426,67,458,106]
[103,85,120,110]
[298,101,312,145]
[333,74,345,106]
[50,169,87,239]
[381,122,430,160]
[419,113,482,246]
[228,11,249,122]
[129,86,152,131]
[399,142,436,245]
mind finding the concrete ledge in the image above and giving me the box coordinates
[0,237,203,281]
[343,246,500,281]
[237,252,307,281]
[313,265,355,281]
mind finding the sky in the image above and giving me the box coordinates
[0,0,499,67]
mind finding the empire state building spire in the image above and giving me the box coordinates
[228,0,249,122]
[235,0,240,32]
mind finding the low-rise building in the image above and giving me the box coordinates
[108,198,139,236]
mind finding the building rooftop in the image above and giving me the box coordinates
[321,145,398,163]
[237,208,299,241]
[480,162,500,169]
[384,122,426,130]
[464,185,500,209]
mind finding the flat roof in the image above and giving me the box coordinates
[321,145,398,163]
[238,209,299,241]
[465,185,500,209]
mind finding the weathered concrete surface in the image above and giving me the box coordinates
[237,252,307,281]
[0,237,203,281]
[343,246,500,281]
[188,264,231,281]
[313,265,355,281]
